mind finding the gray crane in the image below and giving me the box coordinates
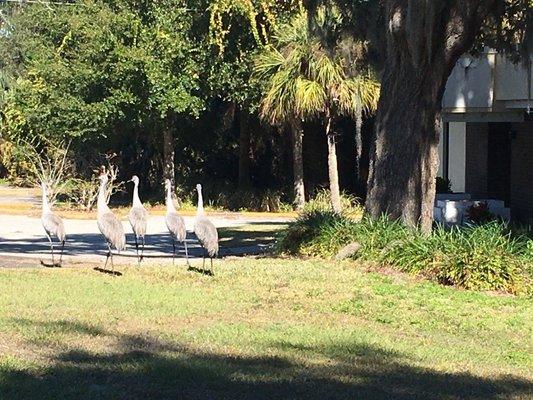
[193,183,218,273]
[40,181,66,267]
[97,169,126,273]
[164,179,189,266]
[128,175,148,264]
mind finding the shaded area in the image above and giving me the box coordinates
[217,222,287,249]
[1,319,531,400]
[0,221,287,266]
[0,233,198,259]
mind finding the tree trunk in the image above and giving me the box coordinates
[354,105,363,186]
[365,74,441,232]
[238,110,252,189]
[163,114,175,194]
[325,114,342,214]
[289,118,305,209]
[365,1,493,232]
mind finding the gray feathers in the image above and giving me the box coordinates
[129,206,148,238]
[98,211,126,251]
[166,212,186,242]
[194,215,219,257]
[42,212,66,243]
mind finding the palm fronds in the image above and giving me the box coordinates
[254,7,380,126]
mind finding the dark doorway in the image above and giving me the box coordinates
[487,123,511,205]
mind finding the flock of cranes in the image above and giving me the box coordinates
[40,168,219,275]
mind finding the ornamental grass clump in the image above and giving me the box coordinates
[384,223,530,294]
[278,212,531,294]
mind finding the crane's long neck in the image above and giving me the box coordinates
[97,180,110,214]
[166,184,176,213]
[41,185,51,214]
[132,181,142,208]
[196,187,204,216]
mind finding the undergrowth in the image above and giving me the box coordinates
[278,211,532,294]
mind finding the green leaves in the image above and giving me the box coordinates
[254,7,380,127]
[279,212,532,294]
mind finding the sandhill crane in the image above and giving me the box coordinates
[40,181,66,267]
[193,184,218,273]
[97,169,126,273]
[128,175,148,264]
[164,179,189,266]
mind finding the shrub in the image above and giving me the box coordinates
[466,201,496,224]
[278,213,531,294]
[302,189,364,219]
[276,211,349,256]
[385,223,529,293]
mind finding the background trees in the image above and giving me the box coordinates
[0,0,376,211]
[255,7,379,212]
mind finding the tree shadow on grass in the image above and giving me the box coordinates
[1,319,531,400]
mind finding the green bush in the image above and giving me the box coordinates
[302,189,363,217]
[278,212,532,294]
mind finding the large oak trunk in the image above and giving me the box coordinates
[365,1,492,232]
[289,118,305,209]
[365,68,441,232]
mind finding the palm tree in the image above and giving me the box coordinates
[254,8,379,213]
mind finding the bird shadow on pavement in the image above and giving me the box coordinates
[93,267,123,277]
[40,260,62,268]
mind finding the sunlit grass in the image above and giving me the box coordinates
[0,259,531,399]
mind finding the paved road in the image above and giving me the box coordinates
[0,214,288,268]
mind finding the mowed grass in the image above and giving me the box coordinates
[0,259,532,399]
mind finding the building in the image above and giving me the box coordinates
[437,49,533,223]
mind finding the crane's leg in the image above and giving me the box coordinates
[46,233,55,266]
[202,248,206,270]
[210,256,214,275]
[183,239,190,267]
[108,244,115,275]
[172,238,176,266]
[140,236,145,262]
[133,234,140,264]
[59,240,65,266]
[104,249,111,270]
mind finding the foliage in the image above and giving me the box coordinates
[17,138,71,205]
[61,154,125,210]
[208,0,299,54]
[254,7,380,126]
[0,1,303,202]
[0,1,203,185]
[278,213,532,294]
[466,201,497,225]
[302,188,363,217]
[204,0,299,108]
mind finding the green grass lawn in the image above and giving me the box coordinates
[0,259,531,399]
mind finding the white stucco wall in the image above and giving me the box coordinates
[443,50,532,112]
[437,124,444,178]
[442,53,495,110]
[448,122,466,192]
[495,55,530,101]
